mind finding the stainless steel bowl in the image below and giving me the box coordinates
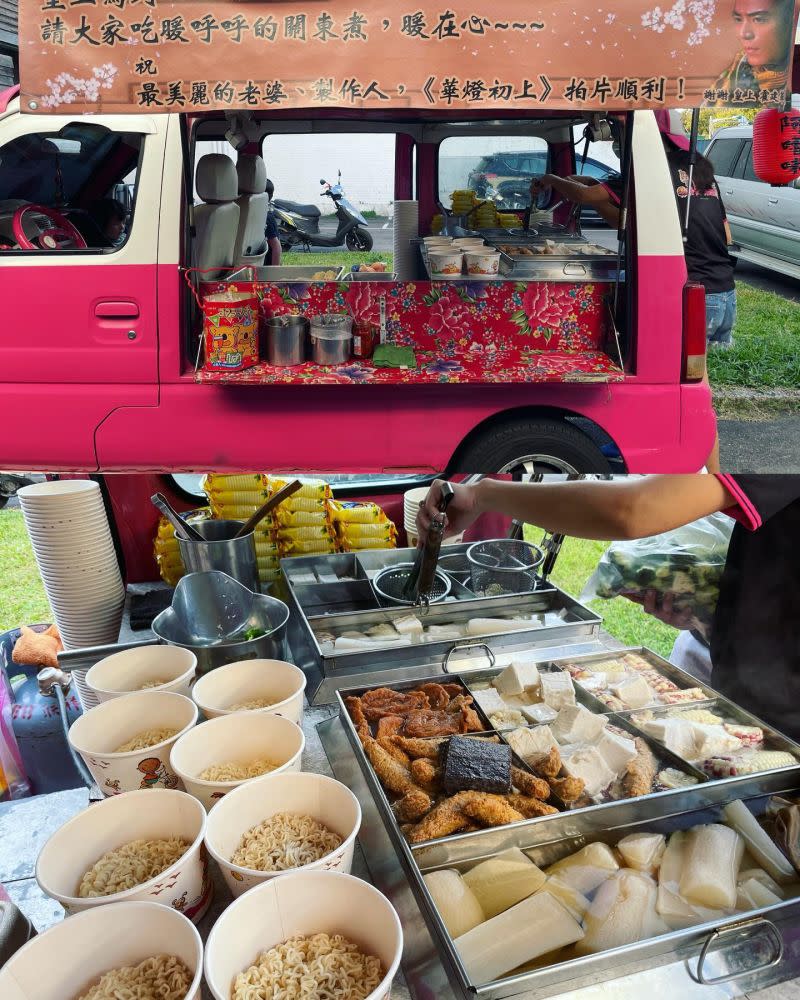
[152,571,290,674]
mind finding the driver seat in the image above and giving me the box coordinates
[193,154,240,279]
[233,154,269,268]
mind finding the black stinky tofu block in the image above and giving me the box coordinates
[441,735,512,795]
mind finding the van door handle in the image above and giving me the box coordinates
[94,301,140,319]
[768,197,779,205]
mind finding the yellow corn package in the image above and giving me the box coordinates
[328,500,389,525]
[276,524,336,544]
[255,540,281,558]
[268,476,332,501]
[156,508,212,540]
[282,496,329,514]
[275,508,330,529]
[338,522,397,543]
[341,537,398,551]
[280,539,338,555]
[258,568,282,586]
[203,473,267,494]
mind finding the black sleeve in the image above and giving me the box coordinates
[722,475,800,527]
[265,210,278,240]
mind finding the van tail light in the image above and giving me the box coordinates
[682,282,707,383]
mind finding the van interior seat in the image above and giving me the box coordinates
[194,154,240,279]
[233,154,270,267]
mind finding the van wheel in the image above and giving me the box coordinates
[450,418,612,475]
[346,229,373,252]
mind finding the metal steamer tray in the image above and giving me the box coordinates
[282,547,602,704]
[326,651,800,1000]
[483,236,620,283]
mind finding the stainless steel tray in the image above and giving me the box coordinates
[344,272,398,282]
[227,265,345,281]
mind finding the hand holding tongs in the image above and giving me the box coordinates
[402,481,455,606]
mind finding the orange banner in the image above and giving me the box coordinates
[19,0,799,115]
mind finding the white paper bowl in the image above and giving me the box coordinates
[36,788,212,922]
[428,249,464,277]
[86,645,197,702]
[204,870,402,1000]
[465,249,501,275]
[191,658,306,725]
[0,901,203,1000]
[18,479,101,501]
[204,770,361,897]
[170,712,305,810]
[67,690,197,795]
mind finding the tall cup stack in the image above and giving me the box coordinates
[393,200,420,281]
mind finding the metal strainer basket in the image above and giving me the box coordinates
[372,564,452,607]
[466,539,544,597]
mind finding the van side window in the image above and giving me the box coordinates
[707,138,745,179]
[740,143,760,183]
[0,124,142,252]
[438,136,549,211]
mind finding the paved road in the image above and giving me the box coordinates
[296,216,394,253]
[718,415,800,473]
[734,259,800,302]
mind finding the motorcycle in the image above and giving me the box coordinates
[272,173,373,252]
[0,473,36,509]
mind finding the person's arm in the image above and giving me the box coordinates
[268,236,282,266]
[417,476,736,544]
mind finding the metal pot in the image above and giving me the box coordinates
[151,572,290,675]
[176,519,258,594]
[310,315,352,366]
[263,316,309,366]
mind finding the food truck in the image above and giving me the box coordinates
[3,2,796,475]
[3,471,800,1000]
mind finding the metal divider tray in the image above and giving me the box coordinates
[227,265,345,281]
[330,659,800,999]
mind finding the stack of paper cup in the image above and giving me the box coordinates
[403,486,463,547]
[393,200,420,280]
[18,481,126,658]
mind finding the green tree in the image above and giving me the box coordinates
[681,108,758,139]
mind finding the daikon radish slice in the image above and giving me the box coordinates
[737,877,782,910]
[657,831,729,929]
[617,833,666,874]
[546,842,619,895]
[679,823,744,909]
[454,890,584,984]
[539,876,590,921]
[723,799,797,884]
[738,868,787,899]
[577,869,663,954]
[462,847,546,918]
[466,618,530,636]
[423,869,484,938]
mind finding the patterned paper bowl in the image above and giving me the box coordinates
[204,870,402,1000]
[36,789,211,923]
[428,249,464,277]
[0,901,204,1000]
[465,249,501,275]
[170,711,305,810]
[190,658,306,725]
[204,770,361,897]
[86,645,197,702]
[67,690,198,796]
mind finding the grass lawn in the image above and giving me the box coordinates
[0,510,51,633]
[282,250,393,269]
[707,282,800,390]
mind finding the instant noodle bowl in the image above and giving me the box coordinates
[170,712,305,810]
[202,290,258,372]
[204,870,402,1000]
[0,901,203,1000]
[67,690,197,795]
[204,771,361,897]
[191,658,306,724]
[36,789,211,921]
[86,646,197,702]
[428,249,463,278]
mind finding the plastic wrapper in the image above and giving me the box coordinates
[278,537,338,556]
[341,537,397,552]
[581,514,733,641]
[202,473,267,494]
[328,500,390,525]
[276,525,336,545]
[274,508,330,529]
[267,476,331,501]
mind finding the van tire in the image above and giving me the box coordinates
[450,418,612,475]
[347,229,373,252]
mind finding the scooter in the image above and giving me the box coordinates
[0,473,35,509]
[272,173,373,252]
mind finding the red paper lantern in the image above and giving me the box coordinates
[752,108,800,186]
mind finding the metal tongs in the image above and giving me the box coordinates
[402,481,455,605]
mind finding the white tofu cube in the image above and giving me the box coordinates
[540,672,576,711]
[493,661,541,697]
[506,725,558,762]
[642,719,697,759]
[575,672,607,693]
[551,705,608,746]
[472,687,508,716]
[521,703,558,725]
[595,730,638,776]
[610,674,653,709]
[563,747,615,798]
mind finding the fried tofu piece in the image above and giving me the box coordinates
[402,710,462,738]
[419,682,451,710]
[361,687,430,721]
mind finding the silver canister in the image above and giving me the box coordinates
[264,316,309,366]
[177,520,259,594]
[310,314,352,365]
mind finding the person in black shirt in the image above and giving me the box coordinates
[417,475,800,739]
[264,178,282,266]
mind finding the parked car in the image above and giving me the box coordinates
[706,113,800,281]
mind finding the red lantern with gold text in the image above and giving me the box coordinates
[752,109,800,186]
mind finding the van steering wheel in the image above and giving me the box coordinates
[12,204,87,250]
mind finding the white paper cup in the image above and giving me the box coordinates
[204,870,402,1000]
[0,901,204,1000]
[68,691,197,795]
[204,771,361,897]
[191,658,306,725]
[87,646,197,702]
[36,788,212,922]
[170,712,305,810]
[18,479,101,502]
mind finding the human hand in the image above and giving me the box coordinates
[622,589,695,630]
[416,480,480,547]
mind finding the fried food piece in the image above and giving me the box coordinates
[442,683,465,698]
[392,735,449,759]
[459,702,485,733]
[623,738,658,798]
[511,766,551,801]
[379,738,411,768]
[393,788,433,823]
[419,682,451,710]
[363,737,419,797]
[361,687,430,721]
[410,758,441,793]
[346,696,370,741]
[402,710,462,738]
[407,792,477,844]
[462,793,526,828]
[548,774,586,803]
[376,715,404,740]
[530,746,562,780]
[505,794,560,818]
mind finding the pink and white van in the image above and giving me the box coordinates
[0,88,714,475]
